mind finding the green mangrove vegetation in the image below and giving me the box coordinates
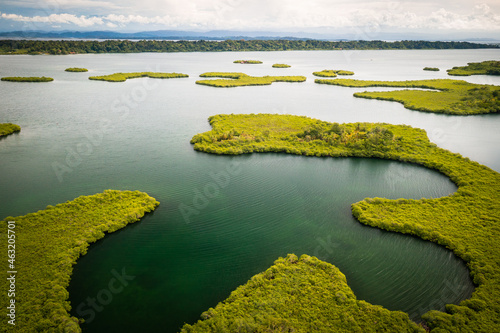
[189,113,500,332]
[447,60,500,76]
[0,123,21,137]
[315,78,500,115]
[0,40,495,55]
[181,254,424,333]
[1,76,53,82]
[88,72,189,82]
[0,190,159,332]
[196,72,306,87]
[65,67,88,72]
[233,60,262,64]
[272,63,291,68]
[423,67,440,71]
[313,69,355,77]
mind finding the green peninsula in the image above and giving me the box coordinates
[189,113,500,332]
[1,76,53,82]
[182,254,423,333]
[313,69,355,77]
[88,72,188,82]
[0,123,21,137]
[315,78,500,115]
[0,190,159,332]
[196,72,306,87]
[447,60,500,76]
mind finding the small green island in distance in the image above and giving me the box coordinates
[0,190,159,332]
[313,69,355,77]
[1,76,53,82]
[315,78,500,115]
[88,72,189,82]
[272,63,291,68]
[447,60,500,76]
[0,123,21,137]
[233,60,263,64]
[423,67,440,71]
[196,72,306,87]
[65,67,88,72]
[187,113,500,332]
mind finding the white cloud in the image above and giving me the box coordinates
[0,13,104,27]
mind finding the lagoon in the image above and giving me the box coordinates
[0,49,499,332]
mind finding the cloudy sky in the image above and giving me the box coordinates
[0,0,499,38]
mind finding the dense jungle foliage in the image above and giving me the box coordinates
[315,78,500,115]
[447,60,500,76]
[189,113,500,332]
[0,190,159,332]
[0,123,21,137]
[313,69,355,77]
[181,254,424,333]
[1,76,53,82]
[196,72,306,87]
[88,72,189,82]
[0,40,495,55]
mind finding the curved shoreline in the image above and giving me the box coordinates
[187,113,500,332]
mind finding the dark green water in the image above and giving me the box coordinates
[1,49,499,332]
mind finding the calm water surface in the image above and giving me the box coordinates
[1,49,499,332]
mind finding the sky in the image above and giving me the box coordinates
[0,0,499,39]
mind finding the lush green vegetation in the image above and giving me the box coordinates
[313,69,355,77]
[315,78,500,115]
[1,76,53,82]
[189,113,500,332]
[233,60,262,64]
[272,63,291,68]
[65,67,88,72]
[423,67,440,71]
[181,254,424,333]
[88,72,188,82]
[447,60,500,76]
[0,123,21,137]
[0,40,495,55]
[196,72,306,87]
[0,190,159,332]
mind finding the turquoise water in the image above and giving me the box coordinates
[1,49,499,332]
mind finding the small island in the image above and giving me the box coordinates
[313,69,355,77]
[1,76,53,82]
[65,67,88,72]
[447,60,500,76]
[196,72,306,87]
[423,67,439,71]
[272,63,291,68]
[233,60,262,64]
[187,113,500,332]
[0,123,21,138]
[0,190,159,332]
[88,72,189,82]
[315,78,500,115]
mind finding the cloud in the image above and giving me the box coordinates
[0,1,499,31]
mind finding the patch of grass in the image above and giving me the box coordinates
[88,72,188,82]
[315,78,500,115]
[233,60,262,64]
[181,254,424,333]
[0,123,21,137]
[423,67,439,71]
[272,63,291,68]
[196,72,306,87]
[0,190,159,332]
[447,60,500,76]
[65,67,88,72]
[1,76,53,82]
[313,69,355,77]
[189,113,500,332]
